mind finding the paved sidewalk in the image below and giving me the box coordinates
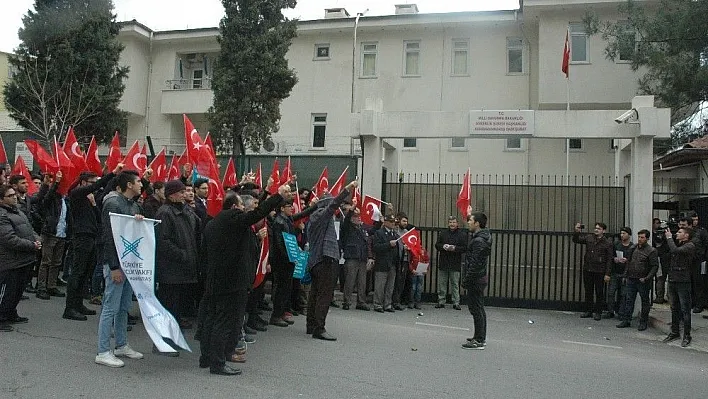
[649,302,708,352]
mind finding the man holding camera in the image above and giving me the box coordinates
[573,222,614,321]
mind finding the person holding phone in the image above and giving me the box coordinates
[573,222,614,321]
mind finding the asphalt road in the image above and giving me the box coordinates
[1,296,706,399]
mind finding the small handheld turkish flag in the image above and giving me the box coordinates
[399,228,422,258]
[361,195,383,226]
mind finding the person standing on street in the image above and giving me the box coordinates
[36,171,70,300]
[340,207,371,311]
[372,215,400,313]
[608,227,633,319]
[435,216,467,310]
[573,222,614,321]
[616,229,658,331]
[689,212,708,314]
[305,180,357,341]
[652,218,670,304]
[461,211,491,350]
[0,184,41,331]
[663,226,696,348]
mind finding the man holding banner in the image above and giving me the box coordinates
[95,172,146,368]
[200,185,290,376]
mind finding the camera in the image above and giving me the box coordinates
[579,224,585,230]
[614,109,639,124]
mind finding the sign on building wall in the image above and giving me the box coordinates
[14,141,33,165]
[469,110,535,137]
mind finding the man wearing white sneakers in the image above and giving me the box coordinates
[95,172,145,367]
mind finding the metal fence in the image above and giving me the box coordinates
[384,173,626,310]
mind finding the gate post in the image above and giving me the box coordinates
[361,135,383,199]
[630,136,653,234]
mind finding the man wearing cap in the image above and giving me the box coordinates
[305,180,358,341]
[154,180,201,335]
[372,214,400,313]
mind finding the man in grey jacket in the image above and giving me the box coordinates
[305,180,357,341]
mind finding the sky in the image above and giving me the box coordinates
[0,0,519,53]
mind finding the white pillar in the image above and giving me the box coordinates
[362,135,383,199]
[629,136,653,236]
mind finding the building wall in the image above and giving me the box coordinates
[0,51,11,112]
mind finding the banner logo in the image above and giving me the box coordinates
[121,236,144,260]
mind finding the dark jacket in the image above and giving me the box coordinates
[204,193,282,296]
[69,173,114,238]
[155,201,201,285]
[0,204,39,272]
[666,239,695,283]
[101,193,143,271]
[194,197,208,221]
[435,228,467,271]
[372,227,399,273]
[271,204,318,266]
[573,233,614,274]
[612,240,633,275]
[340,209,369,261]
[625,243,659,280]
[692,226,708,262]
[463,228,492,287]
[652,232,671,275]
[307,189,351,268]
[39,182,72,238]
[142,195,163,220]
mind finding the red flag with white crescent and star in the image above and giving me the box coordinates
[149,147,168,182]
[62,127,88,172]
[314,167,328,197]
[85,136,103,176]
[105,131,122,172]
[456,168,471,217]
[399,228,422,258]
[12,156,38,195]
[562,28,570,78]
[24,139,58,174]
[222,157,238,189]
[360,195,383,226]
[167,154,180,181]
[122,141,145,173]
[329,166,348,197]
[53,136,78,196]
[268,158,280,195]
[253,232,269,289]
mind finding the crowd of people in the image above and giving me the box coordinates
[0,162,493,376]
[573,213,708,348]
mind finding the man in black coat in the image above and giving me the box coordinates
[154,180,201,334]
[340,207,371,311]
[372,215,400,313]
[63,166,120,321]
[199,185,289,376]
[435,216,467,310]
[36,171,71,300]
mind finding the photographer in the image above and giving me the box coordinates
[652,218,671,304]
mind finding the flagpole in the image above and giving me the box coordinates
[566,77,570,187]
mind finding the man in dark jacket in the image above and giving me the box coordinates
[663,226,696,348]
[155,180,201,335]
[193,178,209,221]
[652,218,670,304]
[0,184,41,331]
[340,207,371,311]
[689,213,708,313]
[305,181,356,341]
[461,212,492,350]
[372,214,400,313]
[616,229,658,331]
[142,181,165,219]
[63,167,119,321]
[200,186,287,376]
[9,174,41,294]
[36,171,70,300]
[435,216,467,309]
[573,222,614,321]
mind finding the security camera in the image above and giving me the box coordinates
[614,109,638,124]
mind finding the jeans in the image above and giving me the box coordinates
[410,274,424,304]
[91,263,104,297]
[97,265,133,353]
[668,281,692,336]
[621,278,651,323]
[466,277,488,342]
[582,270,606,313]
[607,273,624,314]
[437,270,460,305]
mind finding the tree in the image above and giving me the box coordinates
[208,0,298,164]
[585,0,708,146]
[2,0,128,145]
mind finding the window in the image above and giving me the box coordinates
[312,114,327,148]
[569,138,582,150]
[452,40,469,75]
[314,44,330,60]
[617,22,636,62]
[507,38,523,73]
[451,137,466,149]
[505,138,522,150]
[192,69,204,89]
[404,41,420,76]
[403,138,417,148]
[361,43,378,77]
[569,23,589,63]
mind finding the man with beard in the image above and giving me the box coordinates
[573,222,614,321]
[200,185,289,376]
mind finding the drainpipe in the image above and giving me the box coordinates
[520,19,533,181]
[352,10,368,190]
[145,31,153,141]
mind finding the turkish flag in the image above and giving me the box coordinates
[399,228,422,258]
[12,156,38,195]
[123,141,146,173]
[329,166,348,197]
[280,157,292,186]
[222,157,238,188]
[53,136,78,196]
[254,163,263,189]
[105,131,122,172]
[268,159,280,195]
[456,168,471,217]
[167,154,180,181]
[85,136,103,176]
[253,232,269,289]
[201,151,224,217]
[562,28,570,78]
[24,140,58,174]
[176,149,191,178]
[361,195,383,226]
[204,132,216,159]
[149,147,168,182]
[183,114,205,171]
[353,186,362,211]
[63,127,88,172]
[314,167,328,197]
[0,135,8,164]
